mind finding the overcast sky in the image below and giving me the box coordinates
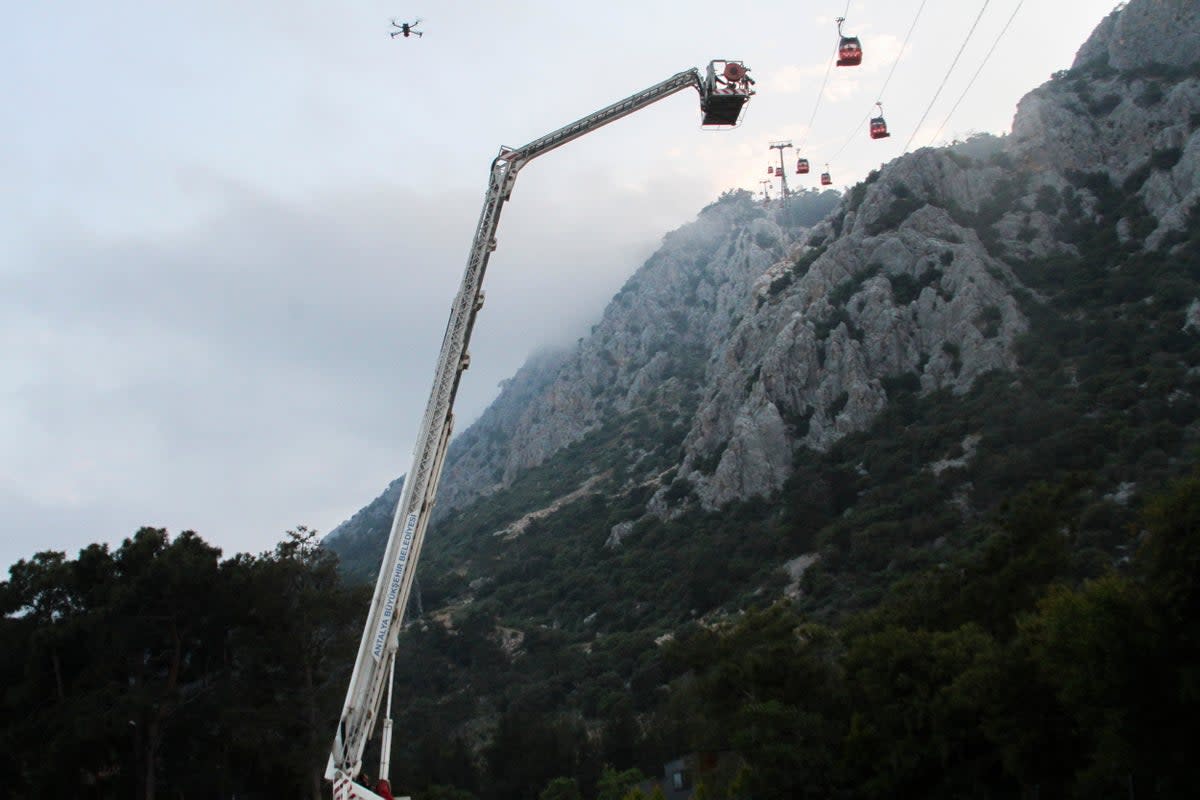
[1,0,1119,570]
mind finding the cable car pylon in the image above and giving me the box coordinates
[769,140,794,199]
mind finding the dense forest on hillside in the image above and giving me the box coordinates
[350,170,1200,799]
[4,471,1198,799]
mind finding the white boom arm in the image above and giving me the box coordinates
[327,61,753,798]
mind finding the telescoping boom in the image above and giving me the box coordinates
[327,60,754,800]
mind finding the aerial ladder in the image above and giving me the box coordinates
[326,60,754,800]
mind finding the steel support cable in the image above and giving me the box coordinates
[829,0,930,162]
[927,0,1025,145]
[901,0,992,153]
[799,0,853,153]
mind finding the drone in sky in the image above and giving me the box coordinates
[390,18,423,38]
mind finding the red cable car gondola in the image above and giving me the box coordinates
[796,157,810,175]
[869,102,891,139]
[768,164,775,175]
[836,17,862,67]
[820,166,833,186]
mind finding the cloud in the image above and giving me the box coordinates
[824,76,864,103]
[860,33,907,76]
[0,165,714,569]
[766,62,836,93]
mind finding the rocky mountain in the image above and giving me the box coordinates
[324,0,1195,618]
[317,1,1200,795]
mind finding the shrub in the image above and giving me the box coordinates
[1135,81,1165,108]
[977,305,1003,337]
[1035,185,1061,215]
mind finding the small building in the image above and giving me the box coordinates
[639,752,739,800]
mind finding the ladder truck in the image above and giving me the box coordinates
[326,60,754,800]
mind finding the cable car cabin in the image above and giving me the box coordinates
[870,116,890,139]
[837,37,862,67]
[796,158,810,174]
[768,165,775,175]
[820,171,833,186]
[701,60,755,127]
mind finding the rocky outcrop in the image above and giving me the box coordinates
[1073,0,1200,75]
[436,347,569,512]
[427,192,816,516]
[683,200,1026,509]
[1010,0,1200,249]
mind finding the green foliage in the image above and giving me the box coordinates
[1085,92,1121,116]
[1035,184,1061,214]
[827,262,882,309]
[766,245,829,300]
[793,245,826,275]
[701,189,756,217]
[888,267,942,305]
[421,786,478,800]
[976,304,1003,337]
[842,623,1004,796]
[597,766,646,800]
[827,391,849,419]
[483,711,595,800]
[653,475,1200,797]
[1018,575,1154,792]
[846,169,881,213]
[1134,78,1169,109]
[1151,146,1183,171]
[864,194,925,236]
[775,189,840,228]
[0,527,365,799]
[791,175,1200,607]
[753,229,778,250]
[766,271,793,297]
[941,341,962,374]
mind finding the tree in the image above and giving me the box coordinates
[841,623,1006,798]
[221,527,365,799]
[485,712,594,800]
[96,528,228,800]
[0,525,366,799]
[1018,575,1155,794]
[1136,473,1200,793]
[596,765,645,800]
[421,786,477,800]
[538,776,582,800]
